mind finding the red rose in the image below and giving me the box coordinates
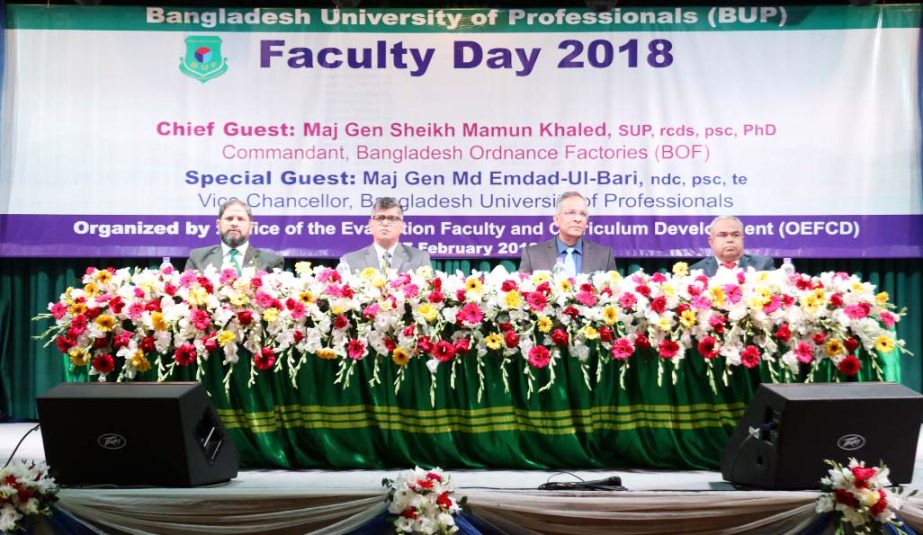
[551,328,569,347]
[85,307,101,319]
[293,330,305,343]
[237,310,253,325]
[562,306,580,319]
[634,333,651,350]
[658,339,680,359]
[334,315,349,330]
[55,336,74,353]
[254,348,276,370]
[598,326,613,343]
[109,296,125,314]
[838,355,861,377]
[830,293,843,308]
[844,337,860,354]
[635,284,651,297]
[140,336,155,353]
[384,338,396,352]
[650,296,667,314]
[163,283,178,296]
[92,336,109,349]
[774,324,791,342]
[417,336,433,355]
[501,280,518,292]
[812,332,827,346]
[498,322,512,332]
[454,337,470,354]
[504,330,519,349]
[427,291,445,303]
[455,289,467,302]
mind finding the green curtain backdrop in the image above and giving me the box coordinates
[1,256,920,421]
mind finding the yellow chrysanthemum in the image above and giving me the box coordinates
[417,303,438,323]
[755,272,769,283]
[94,315,117,333]
[94,270,112,285]
[504,291,523,309]
[755,287,772,306]
[532,272,550,284]
[217,330,237,347]
[63,287,75,305]
[484,333,503,351]
[263,308,279,323]
[709,286,726,306]
[69,302,87,316]
[371,275,387,288]
[187,286,209,307]
[316,348,338,360]
[558,279,572,292]
[876,292,890,305]
[825,338,845,357]
[229,292,249,307]
[607,271,622,283]
[662,284,676,298]
[131,350,151,373]
[658,316,672,331]
[298,291,315,305]
[875,335,895,353]
[83,282,99,298]
[672,262,689,277]
[679,309,697,328]
[294,261,312,276]
[68,347,91,366]
[330,305,344,315]
[465,277,483,294]
[392,348,410,366]
[601,306,618,326]
[151,311,168,331]
[582,325,599,340]
[852,282,865,292]
[536,316,553,333]
[360,267,379,280]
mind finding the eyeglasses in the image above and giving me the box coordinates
[372,215,402,224]
[561,210,589,219]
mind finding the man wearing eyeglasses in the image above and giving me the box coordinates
[690,215,774,276]
[519,191,617,275]
[185,199,284,274]
[339,197,431,273]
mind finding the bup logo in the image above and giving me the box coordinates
[180,36,228,83]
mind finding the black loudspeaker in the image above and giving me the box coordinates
[721,382,923,490]
[37,382,239,487]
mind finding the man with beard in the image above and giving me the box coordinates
[519,191,617,275]
[690,215,775,276]
[340,196,430,273]
[185,199,284,273]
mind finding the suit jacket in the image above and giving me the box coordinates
[519,237,617,274]
[185,244,284,273]
[689,254,775,277]
[339,243,431,273]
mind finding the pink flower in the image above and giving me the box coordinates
[741,345,761,368]
[457,302,484,327]
[219,269,237,284]
[128,302,145,319]
[611,338,634,360]
[254,292,275,308]
[402,284,419,299]
[289,301,306,320]
[651,272,667,283]
[179,271,198,287]
[347,339,366,360]
[525,292,548,312]
[691,296,712,311]
[763,295,781,314]
[317,268,340,283]
[254,348,276,371]
[724,284,742,304]
[575,290,597,307]
[844,303,871,320]
[527,346,551,368]
[618,293,637,309]
[658,339,680,359]
[362,303,379,320]
[795,341,814,364]
[191,309,210,331]
[50,302,68,319]
[879,311,896,328]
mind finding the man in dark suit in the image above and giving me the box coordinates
[185,200,284,273]
[519,191,617,275]
[690,215,775,276]
[340,197,431,273]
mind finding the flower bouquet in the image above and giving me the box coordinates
[815,458,912,534]
[383,467,464,534]
[0,460,58,532]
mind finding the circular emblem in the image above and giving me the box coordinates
[837,434,866,451]
[97,433,127,450]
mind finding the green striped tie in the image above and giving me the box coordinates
[229,248,242,276]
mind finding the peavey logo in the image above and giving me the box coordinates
[837,434,866,451]
[98,433,127,450]
[180,36,229,83]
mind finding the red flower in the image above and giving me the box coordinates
[740,345,761,368]
[427,291,445,303]
[535,281,552,296]
[433,341,456,362]
[504,330,519,349]
[417,336,433,355]
[658,339,680,359]
[844,337,860,354]
[650,296,667,314]
[254,348,276,370]
[829,293,844,308]
[562,306,580,319]
[870,489,888,516]
[455,289,467,302]
[237,310,254,326]
[293,330,305,344]
[454,337,470,354]
[851,465,878,488]
[634,333,651,350]
[834,488,860,508]
[92,353,115,374]
[812,332,827,346]
[347,339,366,360]
[697,336,719,359]
[173,344,197,365]
[436,491,454,510]
[140,336,155,353]
[85,307,101,319]
[333,315,349,330]
[191,309,210,331]
[774,324,791,343]
[202,333,218,352]
[400,506,417,519]
[598,326,613,343]
[163,283,178,296]
[55,336,74,353]
[527,346,551,368]
[51,302,68,319]
[501,280,518,292]
[838,355,861,377]
[551,328,569,347]
[498,322,512,332]
[525,292,548,312]
[635,284,651,297]
[109,296,125,314]
[611,338,634,360]
[113,331,132,350]
[92,336,109,349]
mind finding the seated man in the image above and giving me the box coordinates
[340,197,431,273]
[519,191,617,275]
[185,200,284,274]
[690,215,775,276]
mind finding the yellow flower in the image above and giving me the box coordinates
[852,281,864,292]
[69,302,87,316]
[876,292,890,305]
[294,261,312,276]
[658,317,672,331]
[68,347,91,366]
[672,262,689,276]
[601,306,618,326]
[662,284,675,298]
[536,316,553,333]
[531,272,550,284]
[330,305,344,315]
[188,286,209,307]
[825,338,845,357]
[392,348,410,366]
[94,270,112,285]
[94,315,117,333]
[679,309,697,328]
[131,350,151,372]
[151,311,168,331]
[504,291,523,309]
[582,325,599,340]
[607,271,622,284]
[417,303,438,323]
[83,282,100,298]
[262,308,279,323]
[875,335,895,353]
[229,292,249,307]
[558,279,572,292]
[755,272,769,283]
[709,286,726,306]
[316,348,338,360]
[217,330,236,347]
[465,277,483,294]
[360,267,379,280]
[298,291,315,305]
[484,333,503,351]
[756,287,772,305]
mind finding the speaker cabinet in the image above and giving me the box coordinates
[37,382,238,487]
[721,382,923,490]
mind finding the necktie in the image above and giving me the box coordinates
[229,248,242,276]
[381,251,392,272]
[563,247,577,277]
[721,261,737,269]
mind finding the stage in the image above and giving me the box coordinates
[6,422,923,534]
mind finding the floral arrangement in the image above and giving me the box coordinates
[35,261,906,403]
[383,467,463,534]
[815,458,911,534]
[0,460,58,532]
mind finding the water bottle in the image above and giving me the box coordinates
[781,257,795,276]
[553,257,565,276]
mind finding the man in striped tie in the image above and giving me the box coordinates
[690,215,775,276]
[185,200,284,274]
